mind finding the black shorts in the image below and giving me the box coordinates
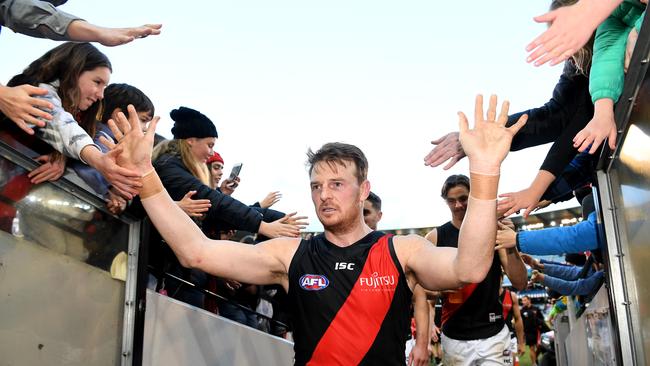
[525,332,539,346]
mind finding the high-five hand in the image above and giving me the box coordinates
[458,95,527,174]
[101,104,160,175]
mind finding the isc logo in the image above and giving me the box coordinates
[299,274,330,291]
[335,262,355,270]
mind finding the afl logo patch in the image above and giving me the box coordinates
[299,274,330,291]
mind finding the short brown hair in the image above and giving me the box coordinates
[366,191,382,210]
[441,174,470,198]
[307,142,368,183]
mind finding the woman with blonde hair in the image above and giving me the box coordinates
[151,106,304,306]
[153,106,301,237]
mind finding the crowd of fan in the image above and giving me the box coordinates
[0,0,645,364]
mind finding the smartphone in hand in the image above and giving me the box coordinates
[228,163,243,181]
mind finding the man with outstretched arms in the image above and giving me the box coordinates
[104,95,526,365]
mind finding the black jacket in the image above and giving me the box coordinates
[507,61,594,177]
[154,153,263,233]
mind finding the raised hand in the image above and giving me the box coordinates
[423,131,465,169]
[176,190,212,217]
[0,84,53,135]
[94,149,142,199]
[525,0,611,67]
[259,191,282,208]
[102,104,160,175]
[259,218,300,238]
[458,95,527,174]
[279,212,309,228]
[498,187,543,218]
[573,98,617,154]
[28,154,66,184]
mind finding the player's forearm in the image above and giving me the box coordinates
[428,300,436,334]
[140,169,208,268]
[414,291,431,347]
[504,249,528,290]
[515,319,525,347]
[454,172,498,283]
[467,166,499,199]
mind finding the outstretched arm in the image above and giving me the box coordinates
[66,21,162,47]
[409,95,527,290]
[0,0,161,46]
[424,61,588,170]
[496,212,599,255]
[498,169,556,218]
[104,105,297,287]
[526,0,622,66]
[537,271,605,296]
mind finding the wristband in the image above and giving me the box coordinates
[140,170,164,199]
[468,172,500,200]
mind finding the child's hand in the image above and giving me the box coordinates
[573,98,617,154]
[498,187,543,218]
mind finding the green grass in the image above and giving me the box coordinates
[518,347,538,366]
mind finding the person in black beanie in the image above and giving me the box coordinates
[149,106,306,307]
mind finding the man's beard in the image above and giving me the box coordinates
[321,208,359,236]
